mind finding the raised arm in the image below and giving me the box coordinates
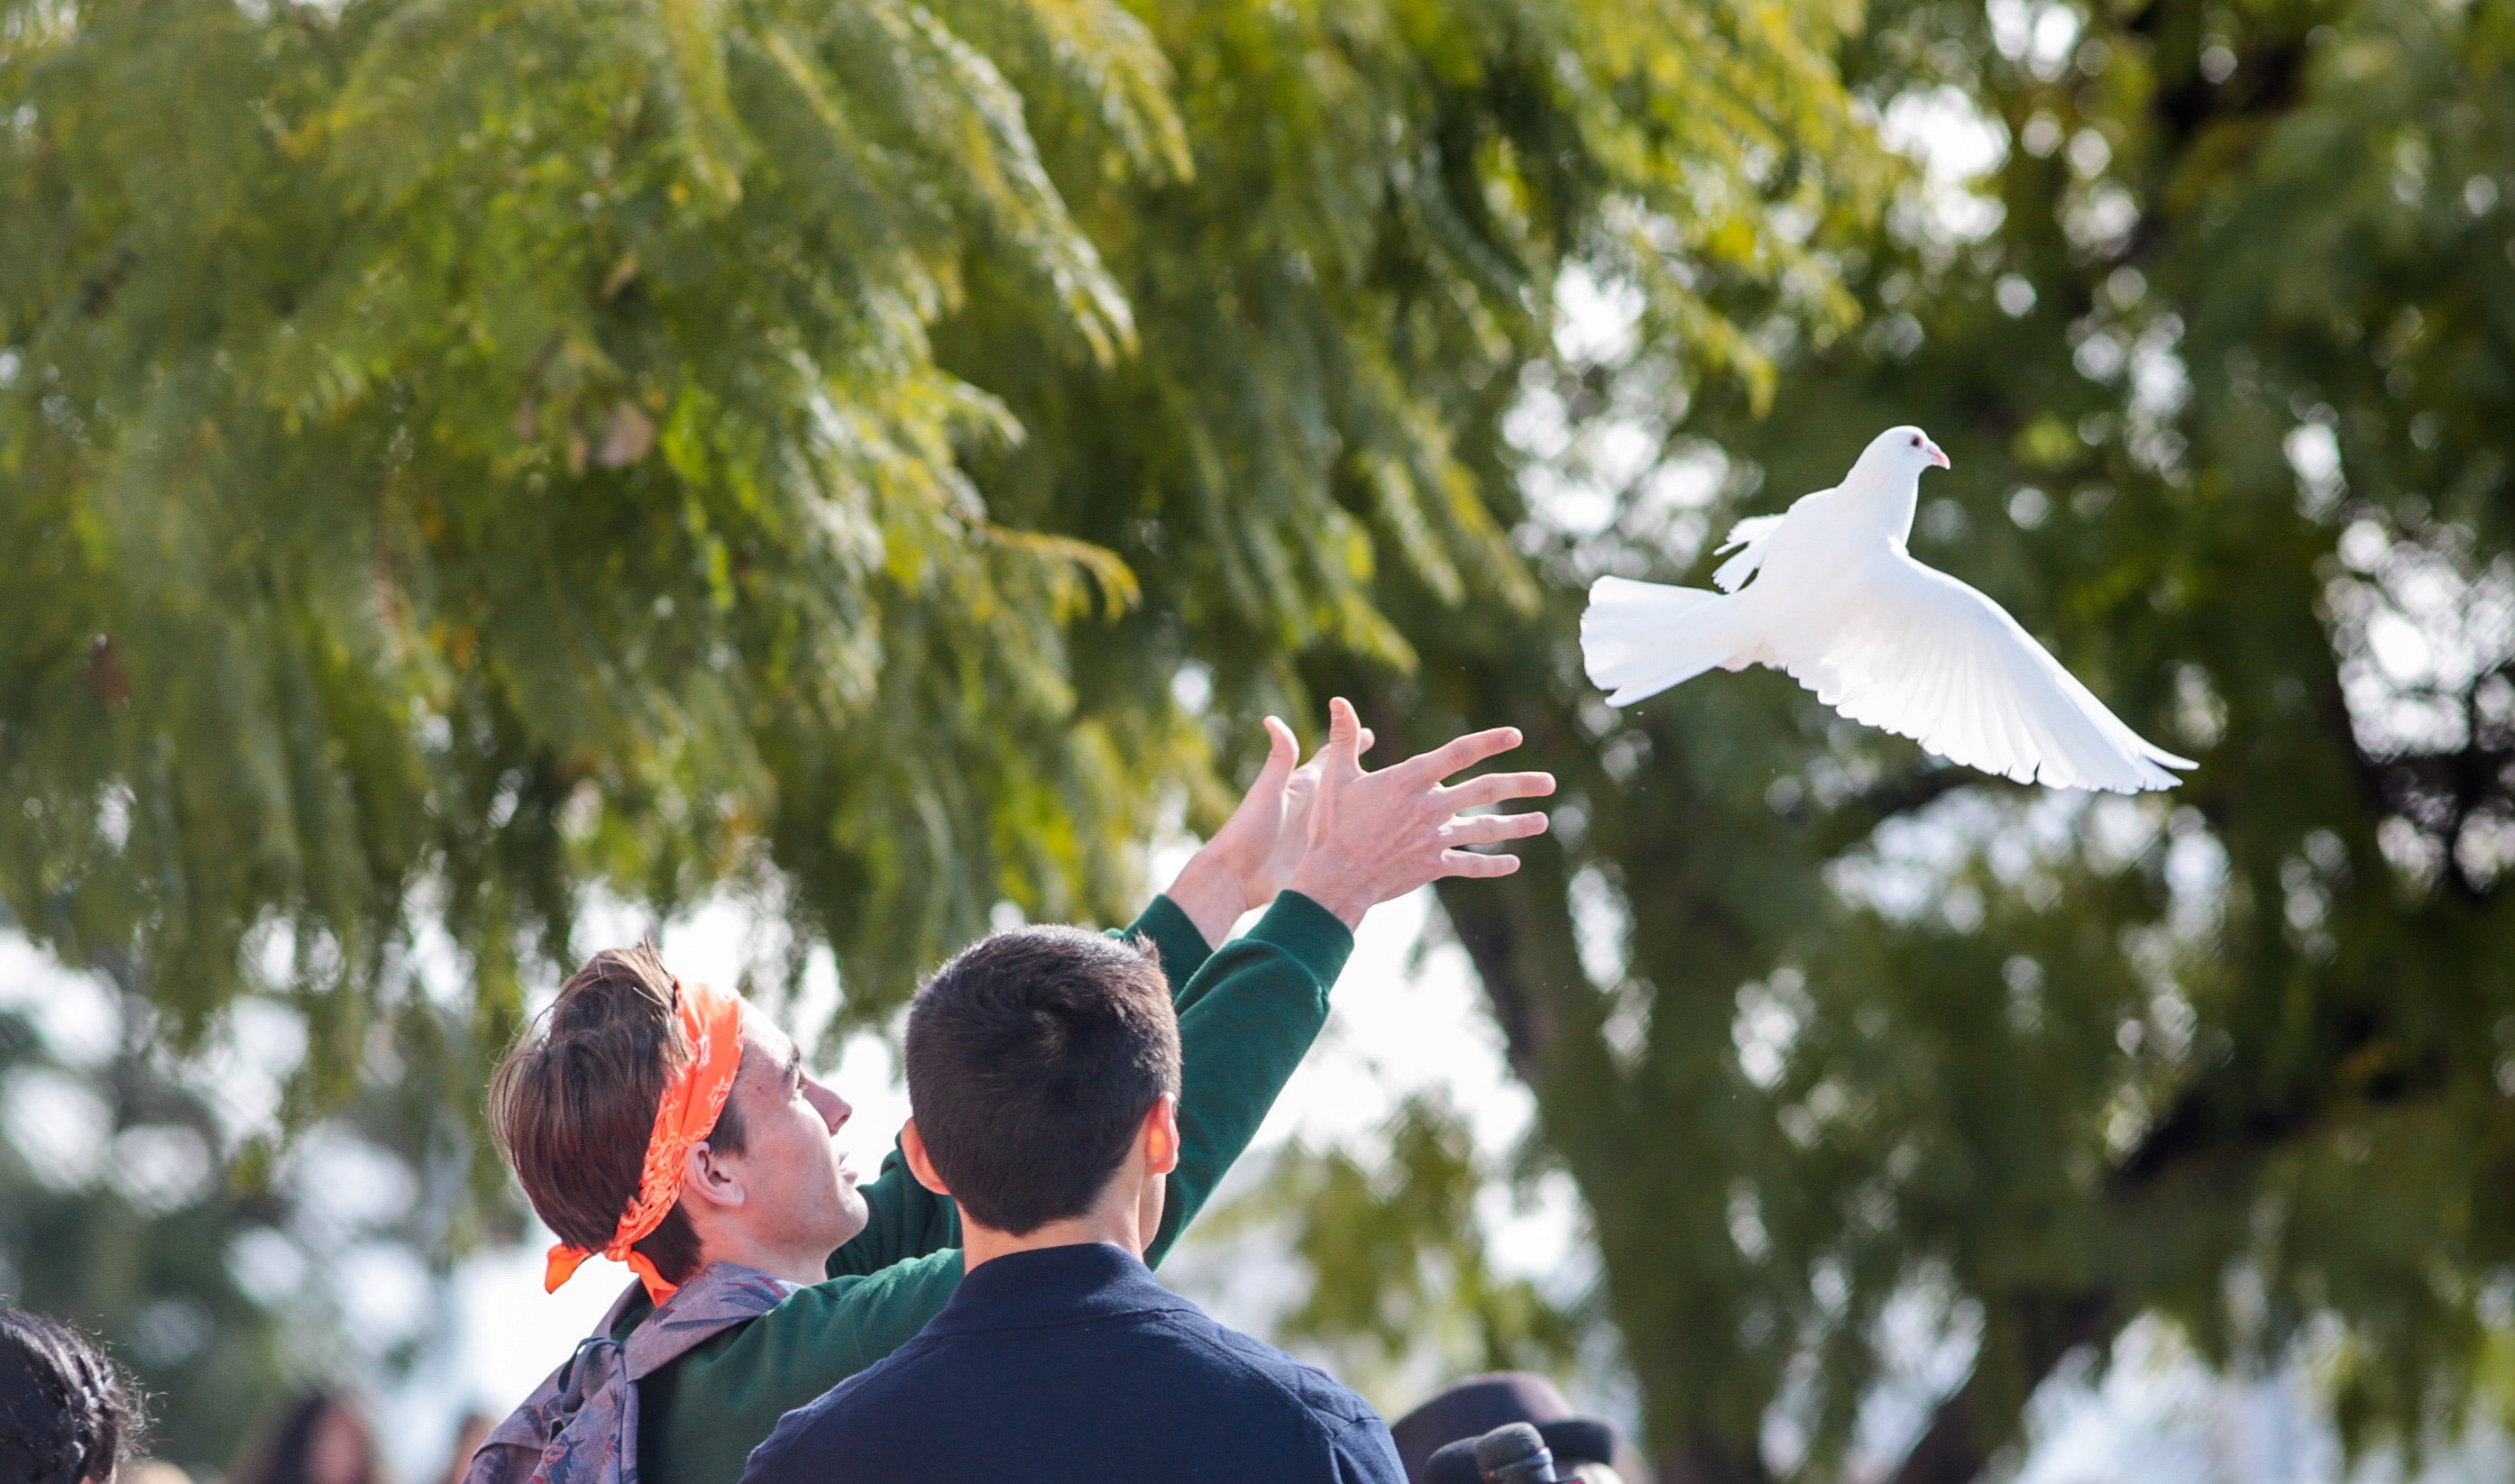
[1144,698,1554,1264]
[1156,712,1354,954]
[827,730,1341,1278]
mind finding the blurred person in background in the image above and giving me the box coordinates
[232,1391,388,1484]
[1391,1374,1637,1484]
[0,1308,143,1484]
[436,1413,491,1484]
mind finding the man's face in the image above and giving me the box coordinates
[719,1012,869,1260]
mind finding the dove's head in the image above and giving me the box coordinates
[1854,426,1951,483]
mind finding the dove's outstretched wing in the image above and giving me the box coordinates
[1781,554,2195,793]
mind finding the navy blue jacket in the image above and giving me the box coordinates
[738,1241,1406,1484]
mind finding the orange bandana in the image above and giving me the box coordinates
[543,978,747,1305]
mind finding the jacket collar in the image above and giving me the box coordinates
[926,1241,1188,1334]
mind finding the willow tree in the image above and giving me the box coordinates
[0,0,1874,1467]
[1266,0,2515,1480]
[0,0,1866,1067]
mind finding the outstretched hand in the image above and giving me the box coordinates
[1166,714,1373,946]
[1285,698,1554,929]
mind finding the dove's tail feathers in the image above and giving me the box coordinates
[1712,515,1784,593]
[1581,577,1750,706]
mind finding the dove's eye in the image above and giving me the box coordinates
[1909,435,1922,447]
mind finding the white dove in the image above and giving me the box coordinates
[1581,426,2194,793]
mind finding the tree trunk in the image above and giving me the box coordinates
[1886,1288,2116,1484]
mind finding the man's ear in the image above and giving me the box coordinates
[901,1118,951,1196]
[681,1138,746,1214]
[1143,1095,1180,1178]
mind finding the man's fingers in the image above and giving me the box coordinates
[1231,715,1297,808]
[1322,696,1364,780]
[1303,725,1374,773]
[1439,811,1550,847]
[1258,715,1299,779]
[1435,848,1524,879]
[1403,727,1524,782]
[1439,771,1556,810]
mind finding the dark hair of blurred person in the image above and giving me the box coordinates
[233,1391,387,1484]
[0,1308,143,1484]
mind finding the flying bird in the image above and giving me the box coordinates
[1580,426,2194,793]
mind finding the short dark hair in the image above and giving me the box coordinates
[0,1308,141,1484]
[904,927,1179,1235]
[487,944,748,1286]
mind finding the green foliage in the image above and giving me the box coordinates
[0,0,1865,1099]
[1280,0,2515,1479]
[0,1000,290,1473]
[0,930,521,1471]
[1216,1096,1578,1402]
[0,957,483,1476]
[0,4,1876,1461]
[0,0,1191,1077]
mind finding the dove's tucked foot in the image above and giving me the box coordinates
[1582,577,1749,707]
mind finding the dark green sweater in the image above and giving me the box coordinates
[613,891,1353,1484]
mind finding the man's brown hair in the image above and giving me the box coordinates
[488,944,748,1287]
[904,926,1179,1235]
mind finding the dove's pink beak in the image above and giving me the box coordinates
[1925,441,1951,470]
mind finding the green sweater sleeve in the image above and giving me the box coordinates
[822,894,1220,1279]
[1144,890,1351,1264]
[638,893,1350,1484]
[1125,892,1216,988]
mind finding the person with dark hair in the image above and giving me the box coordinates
[739,706,1504,1484]
[895,928,1189,1243]
[470,701,1553,1484]
[232,1391,387,1484]
[0,1308,142,1484]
